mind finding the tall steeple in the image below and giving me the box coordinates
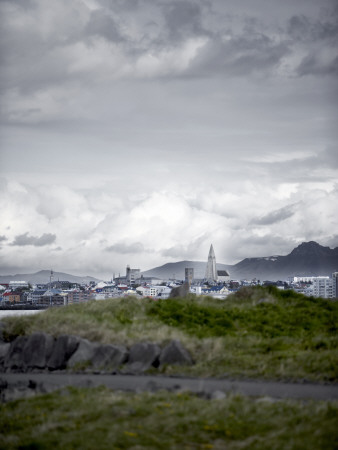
[205,244,217,282]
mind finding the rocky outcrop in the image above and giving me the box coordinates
[91,344,128,370]
[125,342,161,373]
[160,340,193,367]
[169,282,190,298]
[67,338,99,369]
[47,335,80,370]
[23,333,55,370]
[4,336,28,372]
[0,334,193,375]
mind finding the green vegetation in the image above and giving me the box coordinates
[2,287,338,381]
[0,387,337,450]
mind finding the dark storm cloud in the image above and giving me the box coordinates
[0,235,7,242]
[106,242,145,254]
[85,8,124,42]
[188,34,290,77]
[251,204,298,226]
[297,54,338,77]
[12,232,56,247]
[161,0,210,42]
[287,11,338,76]
[288,13,338,42]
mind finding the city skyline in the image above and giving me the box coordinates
[0,0,337,279]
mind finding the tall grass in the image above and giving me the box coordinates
[0,387,337,449]
[1,287,337,381]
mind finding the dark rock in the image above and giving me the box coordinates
[0,322,5,343]
[23,333,55,370]
[159,340,193,367]
[169,282,190,298]
[47,335,80,370]
[90,344,128,370]
[0,343,10,368]
[126,342,161,373]
[4,336,28,372]
[67,338,99,369]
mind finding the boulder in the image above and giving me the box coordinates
[169,283,190,298]
[23,333,55,370]
[159,340,193,367]
[4,336,28,372]
[67,338,99,369]
[90,344,128,370]
[126,342,161,372]
[47,335,80,370]
[0,343,10,370]
[0,322,5,343]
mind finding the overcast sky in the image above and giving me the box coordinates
[0,0,337,279]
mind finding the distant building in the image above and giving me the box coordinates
[217,270,230,283]
[115,266,141,286]
[126,265,141,285]
[9,280,29,290]
[332,272,338,298]
[312,277,333,298]
[205,244,230,282]
[27,289,47,304]
[3,292,21,303]
[205,244,217,282]
[66,290,92,305]
[185,268,194,286]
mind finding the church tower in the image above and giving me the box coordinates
[205,244,217,282]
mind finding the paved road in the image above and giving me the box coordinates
[1,373,337,401]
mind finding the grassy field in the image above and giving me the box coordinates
[0,387,337,450]
[2,286,338,381]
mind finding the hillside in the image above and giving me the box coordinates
[0,270,101,285]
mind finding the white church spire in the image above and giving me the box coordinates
[205,244,217,282]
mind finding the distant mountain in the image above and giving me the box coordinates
[0,270,101,285]
[142,241,338,281]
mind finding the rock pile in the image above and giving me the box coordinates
[0,332,193,374]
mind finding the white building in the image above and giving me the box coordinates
[205,244,217,282]
[312,276,333,298]
[332,272,338,298]
[9,280,29,289]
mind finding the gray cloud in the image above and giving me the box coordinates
[288,13,338,43]
[188,34,290,77]
[12,233,56,247]
[85,9,124,43]
[162,0,209,42]
[0,0,337,277]
[106,242,146,254]
[0,236,7,242]
[251,204,298,226]
[297,54,338,77]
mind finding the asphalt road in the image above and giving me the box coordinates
[1,373,337,401]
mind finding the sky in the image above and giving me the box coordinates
[0,0,337,280]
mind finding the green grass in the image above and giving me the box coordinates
[2,287,338,381]
[0,387,337,449]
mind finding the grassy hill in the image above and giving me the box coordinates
[2,286,337,382]
[1,286,337,449]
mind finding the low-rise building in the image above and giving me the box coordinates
[9,280,29,290]
[3,292,21,303]
[66,290,92,305]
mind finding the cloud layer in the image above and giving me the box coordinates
[0,0,337,278]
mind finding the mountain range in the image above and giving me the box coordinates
[141,241,338,281]
[0,241,337,284]
[0,270,100,285]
